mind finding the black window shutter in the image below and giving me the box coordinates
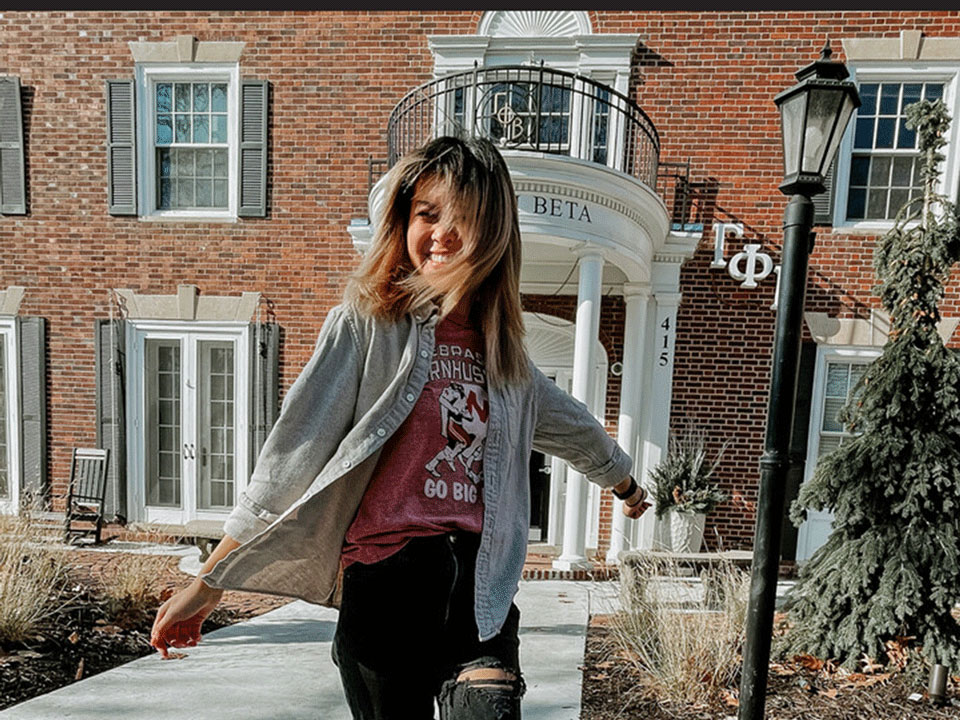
[780,341,818,561]
[0,76,27,215]
[249,321,279,469]
[95,317,127,521]
[239,79,268,218]
[16,316,46,503]
[105,79,137,216]
[813,158,836,226]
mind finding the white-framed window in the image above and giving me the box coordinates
[795,345,882,561]
[0,319,19,514]
[833,65,960,229]
[135,63,240,221]
[126,320,250,525]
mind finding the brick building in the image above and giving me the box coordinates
[1,10,959,569]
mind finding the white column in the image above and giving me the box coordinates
[635,291,682,550]
[554,249,604,571]
[605,283,650,563]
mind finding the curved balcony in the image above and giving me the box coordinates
[387,64,660,189]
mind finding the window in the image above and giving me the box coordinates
[814,359,870,455]
[154,81,230,211]
[136,65,239,220]
[831,65,960,228]
[846,81,944,220]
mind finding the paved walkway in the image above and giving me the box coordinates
[2,580,607,720]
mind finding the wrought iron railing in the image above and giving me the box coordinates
[387,64,660,189]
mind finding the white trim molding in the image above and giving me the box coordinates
[129,35,245,63]
[843,31,960,63]
[0,286,25,316]
[805,310,959,346]
[134,61,241,222]
[115,285,261,322]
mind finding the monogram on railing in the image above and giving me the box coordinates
[387,64,660,189]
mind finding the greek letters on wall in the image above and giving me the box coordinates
[711,222,783,310]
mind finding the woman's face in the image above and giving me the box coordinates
[405,178,465,286]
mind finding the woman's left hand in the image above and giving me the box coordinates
[612,476,651,519]
[622,494,651,519]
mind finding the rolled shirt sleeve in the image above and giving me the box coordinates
[531,367,632,489]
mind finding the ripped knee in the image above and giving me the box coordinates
[438,656,525,720]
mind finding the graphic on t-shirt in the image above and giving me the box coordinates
[425,381,488,485]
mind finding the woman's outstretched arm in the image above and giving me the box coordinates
[150,534,241,658]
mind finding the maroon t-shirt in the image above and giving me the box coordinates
[341,313,487,567]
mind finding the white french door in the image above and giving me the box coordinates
[130,323,249,525]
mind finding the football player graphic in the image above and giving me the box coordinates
[425,382,488,484]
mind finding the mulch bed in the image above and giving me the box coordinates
[580,615,960,720]
[0,547,290,712]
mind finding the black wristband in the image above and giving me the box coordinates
[612,476,638,500]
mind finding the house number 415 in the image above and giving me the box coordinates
[658,316,671,367]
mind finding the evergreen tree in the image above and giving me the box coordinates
[782,99,960,668]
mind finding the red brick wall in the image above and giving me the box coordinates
[3,11,960,555]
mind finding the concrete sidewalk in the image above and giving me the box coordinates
[2,580,604,720]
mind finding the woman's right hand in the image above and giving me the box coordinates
[150,579,224,658]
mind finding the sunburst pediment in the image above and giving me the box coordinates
[478,11,591,38]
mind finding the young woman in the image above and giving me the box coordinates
[151,136,651,720]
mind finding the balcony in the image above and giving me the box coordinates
[387,63,660,189]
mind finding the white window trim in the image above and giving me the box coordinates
[832,62,960,231]
[795,344,882,561]
[0,318,19,515]
[135,63,241,222]
[125,319,250,525]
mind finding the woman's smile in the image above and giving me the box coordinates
[407,179,464,279]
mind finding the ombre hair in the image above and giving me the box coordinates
[345,136,529,388]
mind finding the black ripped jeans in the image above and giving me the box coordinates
[332,532,523,720]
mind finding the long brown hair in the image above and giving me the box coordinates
[345,136,529,388]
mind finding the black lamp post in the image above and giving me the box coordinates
[737,42,860,720]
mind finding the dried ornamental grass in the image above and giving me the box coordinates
[0,514,73,645]
[604,555,750,708]
[99,525,179,622]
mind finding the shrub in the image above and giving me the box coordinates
[602,555,749,707]
[0,513,73,645]
[650,427,728,518]
[99,525,179,624]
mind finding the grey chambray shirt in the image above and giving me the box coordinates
[203,302,632,641]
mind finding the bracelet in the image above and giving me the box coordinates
[625,485,648,508]
[612,477,638,500]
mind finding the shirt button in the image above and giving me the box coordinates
[420,350,429,358]
[405,392,415,402]
[342,460,352,469]
[376,428,386,437]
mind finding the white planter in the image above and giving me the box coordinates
[653,509,707,553]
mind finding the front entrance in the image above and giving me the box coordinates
[129,323,250,525]
[529,450,551,541]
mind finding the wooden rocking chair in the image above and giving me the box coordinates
[63,448,110,545]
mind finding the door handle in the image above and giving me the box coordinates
[182,443,196,460]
